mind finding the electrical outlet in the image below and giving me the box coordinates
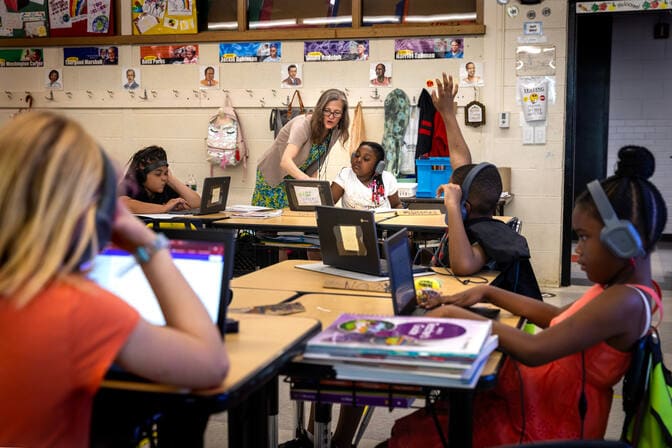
[499,112,510,128]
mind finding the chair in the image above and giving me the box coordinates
[505,216,522,234]
[145,220,198,230]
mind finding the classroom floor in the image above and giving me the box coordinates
[204,241,672,447]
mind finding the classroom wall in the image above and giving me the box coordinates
[0,1,569,286]
[608,13,672,235]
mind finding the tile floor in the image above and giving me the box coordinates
[204,241,672,447]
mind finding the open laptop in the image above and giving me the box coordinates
[385,228,500,319]
[169,176,230,215]
[87,229,236,337]
[299,206,427,280]
[284,179,334,211]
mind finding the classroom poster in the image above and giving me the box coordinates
[304,40,369,62]
[0,48,44,67]
[0,1,48,37]
[47,0,113,36]
[131,0,197,35]
[139,44,199,64]
[64,46,118,66]
[394,37,464,60]
[219,41,282,63]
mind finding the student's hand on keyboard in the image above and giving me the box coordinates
[396,209,442,216]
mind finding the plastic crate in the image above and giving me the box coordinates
[416,157,452,197]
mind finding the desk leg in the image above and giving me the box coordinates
[448,389,473,447]
[267,377,279,448]
[228,381,271,448]
[314,402,332,448]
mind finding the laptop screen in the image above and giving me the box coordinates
[201,176,230,214]
[285,179,334,211]
[384,228,418,316]
[87,229,235,335]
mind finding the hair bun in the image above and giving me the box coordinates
[615,145,655,180]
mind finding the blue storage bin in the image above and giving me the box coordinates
[415,157,452,197]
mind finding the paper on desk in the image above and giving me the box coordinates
[135,213,180,219]
[227,205,274,212]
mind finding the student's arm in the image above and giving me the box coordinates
[388,192,403,209]
[437,183,486,275]
[111,202,229,388]
[120,196,188,214]
[431,73,471,170]
[280,143,312,180]
[167,171,201,208]
[430,284,649,366]
[331,182,345,204]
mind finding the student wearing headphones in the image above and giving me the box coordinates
[331,141,403,210]
[0,112,229,447]
[389,145,666,446]
[120,145,201,214]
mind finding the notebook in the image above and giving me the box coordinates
[169,176,230,215]
[87,229,236,337]
[304,206,427,279]
[384,228,500,319]
[284,179,334,211]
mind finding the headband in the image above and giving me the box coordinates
[143,160,168,174]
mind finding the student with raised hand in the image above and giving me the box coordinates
[252,88,350,209]
[389,145,666,447]
[331,141,402,210]
[0,111,229,447]
[431,72,472,170]
[120,145,201,214]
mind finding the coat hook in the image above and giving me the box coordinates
[86,90,94,98]
[344,87,350,96]
[272,89,277,96]
[245,89,253,97]
[172,89,179,97]
[5,91,12,99]
[192,89,201,98]
[129,89,135,98]
[282,95,290,106]
[107,90,114,98]
[259,98,265,107]
[44,90,54,101]
[151,90,158,98]
[370,88,380,100]
[139,89,149,100]
[222,89,230,93]
[65,91,73,99]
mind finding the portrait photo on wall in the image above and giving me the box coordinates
[199,65,219,88]
[281,63,303,88]
[45,69,63,90]
[122,67,141,90]
[369,62,392,87]
[459,61,484,87]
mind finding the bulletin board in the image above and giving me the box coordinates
[131,0,197,35]
[48,0,115,37]
[0,0,49,38]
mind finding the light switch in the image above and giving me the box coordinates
[499,112,510,128]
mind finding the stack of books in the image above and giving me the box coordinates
[302,313,498,389]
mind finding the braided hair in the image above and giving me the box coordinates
[575,145,667,255]
[359,141,386,206]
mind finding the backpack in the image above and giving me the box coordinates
[207,94,246,169]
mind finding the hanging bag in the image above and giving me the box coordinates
[206,94,247,170]
[269,90,307,137]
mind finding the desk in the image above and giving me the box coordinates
[287,293,519,448]
[100,313,320,447]
[377,213,513,233]
[231,260,499,298]
[401,195,513,216]
[214,214,318,232]
[230,287,298,308]
[138,212,232,229]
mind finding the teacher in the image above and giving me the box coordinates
[252,88,350,208]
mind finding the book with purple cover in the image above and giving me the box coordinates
[305,313,493,361]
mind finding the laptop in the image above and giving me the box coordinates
[384,228,500,319]
[307,206,427,279]
[169,176,230,215]
[87,229,236,337]
[284,179,334,211]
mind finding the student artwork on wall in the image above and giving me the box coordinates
[459,61,485,87]
[139,44,198,64]
[45,68,63,89]
[219,42,282,63]
[48,0,115,37]
[304,40,369,62]
[395,37,464,60]
[64,46,118,66]
[0,48,44,67]
[281,63,303,88]
[131,0,197,35]
[0,1,48,37]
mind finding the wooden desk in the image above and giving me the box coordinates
[231,260,499,298]
[213,214,318,232]
[287,293,519,448]
[377,213,513,232]
[101,313,320,448]
[138,212,232,228]
[230,287,298,308]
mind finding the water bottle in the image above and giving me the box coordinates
[186,174,197,192]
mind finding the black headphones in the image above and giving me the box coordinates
[586,179,644,259]
[78,150,118,268]
[133,146,168,185]
[459,162,494,220]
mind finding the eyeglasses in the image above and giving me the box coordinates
[322,109,343,118]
